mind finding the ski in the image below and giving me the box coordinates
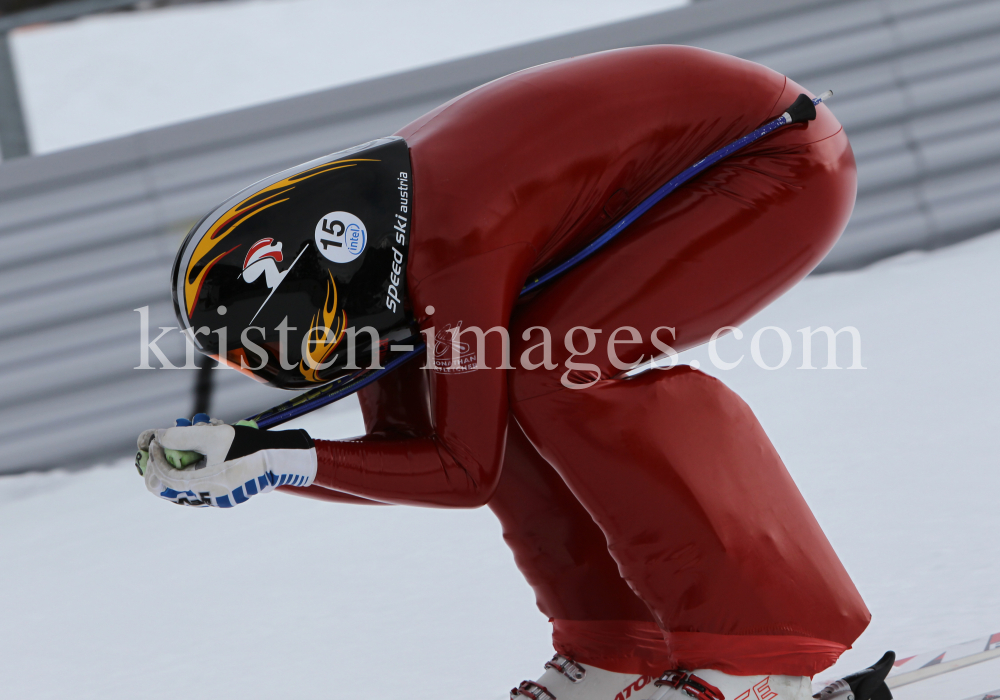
[814,632,1000,694]
[957,690,1000,700]
[885,632,1000,689]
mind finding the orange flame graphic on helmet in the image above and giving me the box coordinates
[299,271,347,383]
[182,158,379,319]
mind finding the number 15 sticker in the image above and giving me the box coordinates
[315,211,367,264]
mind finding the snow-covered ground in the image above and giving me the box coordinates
[3,229,1000,700]
[10,0,686,154]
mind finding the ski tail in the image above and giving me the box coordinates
[887,632,1000,688]
[960,690,1000,700]
[813,652,895,700]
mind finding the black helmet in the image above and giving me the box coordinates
[171,136,415,389]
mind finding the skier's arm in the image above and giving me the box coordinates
[280,484,389,505]
[277,348,433,505]
[310,243,535,508]
[355,354,433,439]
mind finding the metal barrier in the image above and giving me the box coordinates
[2,0,999,473]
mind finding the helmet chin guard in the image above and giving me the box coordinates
[171,137,415,390]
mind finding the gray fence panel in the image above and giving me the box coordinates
[2,0,1000,473]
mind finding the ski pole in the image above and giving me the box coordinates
[244,90,833,429]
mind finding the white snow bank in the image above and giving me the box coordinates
[3,230,1000,700]
[10,0,686,154]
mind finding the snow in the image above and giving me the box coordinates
[9,0,687,155]
[4,228,1000,699]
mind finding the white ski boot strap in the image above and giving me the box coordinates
[512,680,557,700]
[545,654,588,682]
[510,653,586,699]
[654,671,724,700]
[512,654,657,700]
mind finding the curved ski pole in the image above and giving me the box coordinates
[249,345,426,427]
[247,91,833,430]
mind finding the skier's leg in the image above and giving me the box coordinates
[512,367,868,677]
[328,358,672,671]
[490,417,674,674]
[509,105,869,677]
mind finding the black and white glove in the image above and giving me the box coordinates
[136,414,316,508]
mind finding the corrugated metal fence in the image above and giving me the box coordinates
[2,0,999,473]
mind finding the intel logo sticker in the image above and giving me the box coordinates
[315,211,367,264]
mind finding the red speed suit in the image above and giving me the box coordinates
[282,46,870,677]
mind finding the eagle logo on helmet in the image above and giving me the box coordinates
[242,238,287,290]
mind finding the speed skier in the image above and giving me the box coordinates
[136,46,882,700]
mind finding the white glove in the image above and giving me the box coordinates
[136,416,317,508]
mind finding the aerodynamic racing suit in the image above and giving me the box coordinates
[281,45,870,677]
